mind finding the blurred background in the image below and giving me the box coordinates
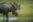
[0,0,33,22]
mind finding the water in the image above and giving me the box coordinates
[0,17,18,21]
[8,17,18,20]
[0,17,33,22]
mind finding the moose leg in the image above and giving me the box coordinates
[6,12,8,22]
[3,11,6,22]
[3,13,5,22]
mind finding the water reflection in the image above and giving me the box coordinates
[0,17,33,22]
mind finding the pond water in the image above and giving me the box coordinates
[0,17,33,22]
[0,17,18,21]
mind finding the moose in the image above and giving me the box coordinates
[0,2,20,22]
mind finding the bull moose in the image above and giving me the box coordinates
[0,2,20,22]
